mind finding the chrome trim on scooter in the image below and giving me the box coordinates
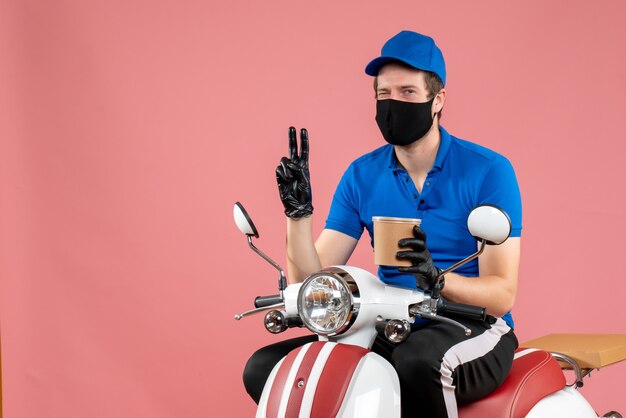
[409,299,472,336]
[297,267,360,336]
[435,240,486,286]
[247,235,288,298]
[234,303,285,320]
[550,352,586,388]
[383,319,411,343]
[413,310,473,336]
[264,310,288,334]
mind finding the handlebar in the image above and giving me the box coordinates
[254,294,283,308]
[437,299,496,324]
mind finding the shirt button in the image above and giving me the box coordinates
[405,178,409,182]
[425,182,430,186]
[413,195,417,199]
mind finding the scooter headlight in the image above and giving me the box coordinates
[297,268,359,336]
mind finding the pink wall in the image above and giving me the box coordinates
[1,0,625,416]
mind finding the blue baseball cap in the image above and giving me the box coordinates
[365,31,446,85]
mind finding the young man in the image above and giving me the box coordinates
[244,30,522,418]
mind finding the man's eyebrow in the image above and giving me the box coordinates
[376,84,422,91]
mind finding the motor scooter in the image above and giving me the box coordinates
[233,201,624,418]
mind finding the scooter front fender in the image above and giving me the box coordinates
[256,341,400,418]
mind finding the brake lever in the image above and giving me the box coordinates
[409,299,472,336]
[234,303,285,320]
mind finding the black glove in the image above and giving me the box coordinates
[276,127,313,218]
[397,226,443,292]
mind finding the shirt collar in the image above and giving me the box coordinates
[433,125,451,170]
[387,125,452,172]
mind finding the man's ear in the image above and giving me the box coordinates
[434,88,446,114]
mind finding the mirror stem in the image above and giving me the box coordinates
[247,236,287,295]
[429,240,486,313]
[436,240,487,284]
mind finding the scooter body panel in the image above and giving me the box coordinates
[255,342,400,418]
[525,386,598,418]
[336,351,401,418]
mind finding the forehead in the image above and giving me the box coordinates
[376,62,427,89]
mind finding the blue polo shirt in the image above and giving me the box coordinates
[325,126,522,328]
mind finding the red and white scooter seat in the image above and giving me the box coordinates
[459,348,566,418]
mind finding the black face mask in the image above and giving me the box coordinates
[375,98,435,146]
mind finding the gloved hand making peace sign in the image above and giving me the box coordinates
[276,127,314,218]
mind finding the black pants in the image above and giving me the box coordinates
[243,317,518,418]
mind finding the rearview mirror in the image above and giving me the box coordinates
[467,205,511,245]
[232,201,286,293]
[435,205,512,291]
[233,202,259,238]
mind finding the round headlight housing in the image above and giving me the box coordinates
[297,268,358,336]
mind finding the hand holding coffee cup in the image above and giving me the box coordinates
[396,226,442,292]
[373,216,441,292]
[372,216,422,267]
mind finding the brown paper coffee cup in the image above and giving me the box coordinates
[373,216,422,267]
